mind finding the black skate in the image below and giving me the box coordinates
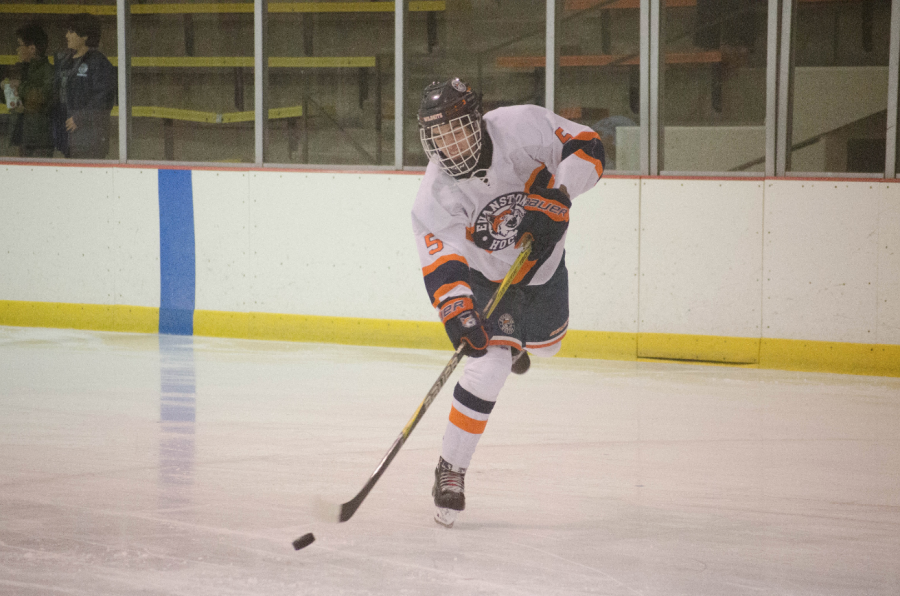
[511,349,530,375]
[432,456,466,528]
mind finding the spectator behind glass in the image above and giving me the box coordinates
[590,115,636,171]
[53,13,115,159]
[3,22,54,157]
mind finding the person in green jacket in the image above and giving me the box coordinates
[7,22,55,158]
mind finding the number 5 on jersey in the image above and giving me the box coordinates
[425,233,444,255]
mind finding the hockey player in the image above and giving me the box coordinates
[412,78,606,527]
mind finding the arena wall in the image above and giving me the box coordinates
[1,163,898,376]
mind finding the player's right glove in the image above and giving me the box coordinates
[515,185,571,259]
[438,296,489,358]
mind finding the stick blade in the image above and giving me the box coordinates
[312,496,342,523]
[338,499,360,523]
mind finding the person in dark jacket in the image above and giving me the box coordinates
[54,13,115,159]
[7,22,55,157]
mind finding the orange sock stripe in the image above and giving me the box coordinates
[449,406,488,434]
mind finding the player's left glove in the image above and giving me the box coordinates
[438,296,489,358]
[515,185,571,259]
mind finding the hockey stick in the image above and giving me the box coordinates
[320,237,533,524]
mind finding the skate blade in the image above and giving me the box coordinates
[434,507,458,528]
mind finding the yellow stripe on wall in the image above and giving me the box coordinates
[638,332,761,364]
[2,301,898,378]
[759,338,900,377]
[557,330,637,361]
[0,301,157,334]
[193,309,448,350]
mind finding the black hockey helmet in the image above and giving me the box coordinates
[417,78,484,179]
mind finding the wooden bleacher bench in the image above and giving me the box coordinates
[0,103,303,122]
[566,0,691,9]
[1,53,376,124]
[496,50,725,113]
[0,2,444,15]
[566,0,862,9]
[496,51,723,69]
[557,107,609,122]
[0,2,444,64]
[1,55,375,68]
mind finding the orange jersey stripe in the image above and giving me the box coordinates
[573,130,601,142]
[489,258,538,286]
[567,130,604,178]
[524,165,556,193]
[449,406,488,434]
[575,147,605,178]
[422,253,469,277]
[526,330,568,349]
[431,282,472,306]
[511,259,537,285]
[525,165,543,191]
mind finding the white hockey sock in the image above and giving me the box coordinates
[441,346,512,469]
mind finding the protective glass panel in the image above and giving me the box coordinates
[788,0,891,174]
[1,1,118,159]
[129,0,254,162]
[265,0,393,166]
[555,0,642,172]
[405,0,546,168]
[660,0,768,173]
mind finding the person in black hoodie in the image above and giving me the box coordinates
[6,22,54,157]
[54,13,115,159]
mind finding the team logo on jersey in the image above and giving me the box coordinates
[498,313,515,335]
[472,192,528,251]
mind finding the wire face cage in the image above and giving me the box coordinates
[419,113,483,178]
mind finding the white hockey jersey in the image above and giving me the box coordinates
[411,104,605,310]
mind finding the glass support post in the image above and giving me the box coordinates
[545,0,556,113]
[886,0,900,178]
[640,0,651,175]
[765,0,781,177]
[776,0,795,176]
[395,0,405,169]
[117,0,130,162]
[254,0,266,165]
[648,0,662,175]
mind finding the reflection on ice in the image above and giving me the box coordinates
[0,326,898,596]
[159,334,196,509]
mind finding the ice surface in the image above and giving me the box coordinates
[1,326,899,595]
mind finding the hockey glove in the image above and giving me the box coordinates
[515,185,571,259]
[438,296,489,358]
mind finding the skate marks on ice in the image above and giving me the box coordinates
[1,326,899,595]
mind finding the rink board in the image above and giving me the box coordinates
[1,163,898,376]
[637,178,764,362]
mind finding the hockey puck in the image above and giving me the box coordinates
[292,533,316,551]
